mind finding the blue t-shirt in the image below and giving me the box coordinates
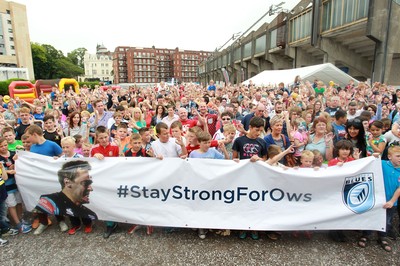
[189,148,224,159]
[30,140,62,157]
[207,85,216,91]
[381,160,400,205]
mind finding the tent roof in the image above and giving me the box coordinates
[243,63,358,87]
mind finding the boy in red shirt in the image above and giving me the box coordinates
[90,126,119,238]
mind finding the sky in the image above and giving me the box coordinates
[15,0,299,55]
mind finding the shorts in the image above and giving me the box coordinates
[5,191,22,207]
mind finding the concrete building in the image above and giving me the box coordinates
[113,46,211,84]
[199,0,400,86]
[83,44,114,83]
[0,0,34,80]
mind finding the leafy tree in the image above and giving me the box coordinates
[67,47,87,69]
[31,43,84,79]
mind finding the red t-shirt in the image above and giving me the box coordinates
[180,119,198,134]
[91,143,119,157]
[328,157,355,166]
[186,140,219,155]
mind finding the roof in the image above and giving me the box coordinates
[243,63,359,87]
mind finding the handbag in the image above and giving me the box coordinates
[281,134,297,167]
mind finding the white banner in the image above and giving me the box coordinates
[16,151,386,231]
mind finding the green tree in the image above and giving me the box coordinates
[67,47,87,69]
[31,43,85,79]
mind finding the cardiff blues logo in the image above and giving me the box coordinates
[342,173,375,214]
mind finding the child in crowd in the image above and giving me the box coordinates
[82,143,92,158]
[328,140,357,243]
[33,105,44,121]
[112,123,130,154]
[218,124,236,160]
[60,136,83,159]
[2,127,23,151]
[138,127,153,152]
[125,133,155,235]
[312,150,325,168]
[43,115,63,147]
[90,126,120,239]
[186,126,219,156]
[0,161,13,246]
[189,131,228,239]
[0,137,31,234]
[331,109,347,144]
[15,107,32,140]
[265,144,294,167]
[328,139,358,167]
[110,112,123,138]
[292,150,316,239]
[358,146,400,252]
[21,134,32,151]
[232,117,268,240]
[366,120,386,156]
[170,121,187,146]
[73,134,83,155]
[293,118,308,163]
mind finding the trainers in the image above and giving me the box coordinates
[19,223,32,234]
[0,238,8,247]
[251,231,259,240]
[146,226,154,235]
[34,224,48,235]
[103,223,118,239]
[59,221,69,232]
[68,225,81,235]
[2,228,18,237]
[84,224,93,234]
[127,225,139,234]
[32,218,40,229]
[198,229,207,239]
[239,231,247,239]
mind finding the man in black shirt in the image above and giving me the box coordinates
[34,160,97,235]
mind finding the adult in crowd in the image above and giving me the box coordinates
[150,105,167,127]
[305,116,334,162]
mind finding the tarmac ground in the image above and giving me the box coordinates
[1,221,400,265]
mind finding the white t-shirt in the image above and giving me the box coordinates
[151,138,182,158]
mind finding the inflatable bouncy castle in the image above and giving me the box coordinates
[9,81,37,103]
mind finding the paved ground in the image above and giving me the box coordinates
[1,222,399,265]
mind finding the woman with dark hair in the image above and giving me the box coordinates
[150,105,167,127]
[345,117,367,158]
[63,111,87,139]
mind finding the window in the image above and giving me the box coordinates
[7,20,11,25]
[92,70,97,75]
[8,29,12,33]
[10,45,14,50]
[9,37,13,42]
[6,10,10,14]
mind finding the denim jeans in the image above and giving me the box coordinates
[0,200,10,232]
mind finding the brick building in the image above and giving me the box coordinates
[113,46,211,84]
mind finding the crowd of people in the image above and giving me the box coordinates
[0,78,399,252]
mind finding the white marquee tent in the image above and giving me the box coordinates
[242,63,359,87]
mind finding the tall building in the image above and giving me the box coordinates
[113,46,211,84]
[199,0,400,86]
[83,44,114,83]
[0,0,34,80]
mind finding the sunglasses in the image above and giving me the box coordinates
[222,118,231,121]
